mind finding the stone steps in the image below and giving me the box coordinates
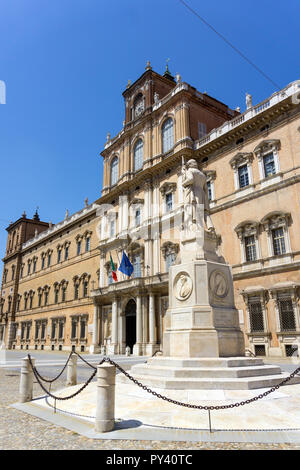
[131,364,282,379]
[117,371,300,390]
[116,356,300,390]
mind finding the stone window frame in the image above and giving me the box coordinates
[59,279,68,302]
[54,282,60,304]
[46,249,53,268]
[29,290,35,309]
[129,198,144,228]
[235,220,261,264]
[241,287,269,334]
[41,252,46,269]
[57,244,63,263]
[43,285,50,306]
[204,170,216,203]
[261,211,291,258]
[37,287,43,307]
[159,182,177,214]
[73,275,81,300]
[161,241,179,272]
[80,273,91,298]
[230,152,254,191]
[27,259,32,276]
[11,264,16,281]
[84,230,92,252]
[161,116,175,154]
[110,155,119,187]
[3,269,8,284]
[254,139,281,180]
[32,256,38,273]
[133,137,144,173]
[64,241,71,261]
[23,292,29,311]
[127,242,144,279]
[16,294,21,312]
[75,234,83,256]
[269,283,300,333]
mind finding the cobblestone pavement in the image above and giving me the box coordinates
[1,369,300,450]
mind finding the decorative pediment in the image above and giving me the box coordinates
[235,220,260,239]
[230,152,253,169]
[130,198,144,206]
[161,241,179,257]
[261,211,291,231]
[159,182,177,195]
[204,170,216,181]
[254,139,280,157]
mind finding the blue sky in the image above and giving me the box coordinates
[0,0,299,270]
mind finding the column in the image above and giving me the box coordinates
[99,252,106,288]
[108,298,119,354]
[146,293,158,355]
[90,304,101,354]
[133,294,143,356]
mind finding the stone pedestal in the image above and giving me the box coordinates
[163,230,244,358]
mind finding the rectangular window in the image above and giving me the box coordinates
[62,287,66,302]
[166,193,173,212]
[26,324,31,340]
[64,247,69,261]
[135,209,141,227]
[58,322,64,339]
[238,165,249,188]
[279,299,296,331]
[74,284,79,300]
[29,295,33,309]
[71,321,77,339]
[51,322,56,340]
[27,263,31,276]
[41,257,45,270]
[244,235,257,262]
[38,293,42,307]
[249,302,264,332]
[85,238,90,252]
[44,292,48,306]
[110,220,115,238]
[80,320,86,339]
[47,254,51,267]
[83,281,88,298]
[272,228,286,255]
[41,322,46,339]
[24,297,28,310]
[254,345,266,356]
[57,250,61,263]
[77,241,81,256]
[198,122,207,139]
[54,290,59,304]
[33,259,36,273]
[21,324,25,340]
[133,254,141,278]
[207,181,212,201]
[35,323,40,340]
[263,152,276,177]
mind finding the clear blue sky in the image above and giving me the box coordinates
[0,0,299,271]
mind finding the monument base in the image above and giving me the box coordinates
[117,356,300,390]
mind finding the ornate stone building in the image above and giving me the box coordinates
[1,64,300,357]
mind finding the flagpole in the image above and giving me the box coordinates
[116,250,124,281]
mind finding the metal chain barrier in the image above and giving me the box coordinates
[27,353,300,411]
[30,352,73,384]
[73,351,97,370]
[103,357,300,411]
[28,354,101,401]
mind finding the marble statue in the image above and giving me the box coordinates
[246,93,253,109]
[181,159,214,234]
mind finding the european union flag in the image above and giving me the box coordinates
[118,251,134,277]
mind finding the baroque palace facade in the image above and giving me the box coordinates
[1,63,300,358]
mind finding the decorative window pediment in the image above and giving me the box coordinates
[261,211,291,232]
[161,241,179,258]
[254,139,280,157]
[235,220,260,240]
[230,152,253,169]
[159,182,177,196]
[204,170,216,181]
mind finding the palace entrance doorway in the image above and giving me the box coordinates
[125,299,136,353]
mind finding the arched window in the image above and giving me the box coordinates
[110,156,119,186]
[134,139,143,171]
[162,118,174,153]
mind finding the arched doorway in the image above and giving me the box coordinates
[125,299,136,353]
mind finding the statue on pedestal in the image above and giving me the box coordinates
[181,159,214,235]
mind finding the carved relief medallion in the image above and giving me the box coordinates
[209,270,229,298]
[174,272,193,301]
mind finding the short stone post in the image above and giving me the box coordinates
[19,356,35,403]
[95,363,115,433]
[66,353,77,386]
[125,346,131,356]
[100,345,106,355]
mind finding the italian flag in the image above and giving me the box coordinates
[110,254,118,282]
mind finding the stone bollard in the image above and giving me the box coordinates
[125,346,131,356]
[95,363,115,433]
[19,356,35,403]
[66,353,77,386]
[100,345,106,355]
